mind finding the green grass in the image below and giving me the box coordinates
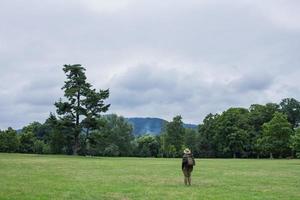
[0,154,300,200]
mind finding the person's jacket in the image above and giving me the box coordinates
[182,153,195,170]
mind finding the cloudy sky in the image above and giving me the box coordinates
[1,0,300,129]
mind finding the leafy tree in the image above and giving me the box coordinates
[165,115,185,157]
[50,128,66,154]
[139,145,151,157]
[103,144,120,157]
[197,113,220,157]
[88,114,134,156]
[248,103,279,157]
[184,128,197,154]
[249,103,279,132]
[259,112,293,158]
[0,128,19,152]
[22,122,47,140]
[165,144,177,158]
[86,130,105,156]
[42,114,67,154]
[227,129,249,158]
[19,132,35,153]
[55,64,110,154]
[290,128,300,158]
[280,98,300,128]
[33,140,50,154]
[135,134,160,157]
[215,108,252,158]
[157,132,167,157]
[19,122,46,153]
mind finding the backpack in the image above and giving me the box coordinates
[187,155,194,166]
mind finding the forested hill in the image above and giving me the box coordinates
[126,117,197,136]
[14,117,196,136]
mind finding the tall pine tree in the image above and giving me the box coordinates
[55,64,110,154]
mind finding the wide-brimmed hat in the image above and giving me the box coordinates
[184,148,191,154]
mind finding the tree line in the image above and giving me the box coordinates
[1,64,300,158]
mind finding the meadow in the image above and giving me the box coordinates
[0,153,300,200]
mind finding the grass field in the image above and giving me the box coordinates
[0,154,300,200]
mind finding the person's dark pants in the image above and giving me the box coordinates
[182,166,193,185]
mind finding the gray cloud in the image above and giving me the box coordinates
[107,64,278,123]
[0,0,300,129]
[229,73,274,93]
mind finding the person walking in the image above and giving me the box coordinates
[182,148,195,186]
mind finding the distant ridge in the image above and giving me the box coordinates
[16,116,198,136]
[126,117,197,136]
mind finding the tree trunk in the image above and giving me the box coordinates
[76,91,80,126]
[269,152,273,159]
[73,136,79,155]
[84,128,90,156]
[73,90,80,155]
[291,150,295,158]
[73,127,80,155]
[233,152,236,159]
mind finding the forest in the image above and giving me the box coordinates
[1,65,300,158]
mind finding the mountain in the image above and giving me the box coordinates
[126,117,197,136]
[15,116,197,136]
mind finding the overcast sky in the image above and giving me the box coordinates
[1,0,300,129]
